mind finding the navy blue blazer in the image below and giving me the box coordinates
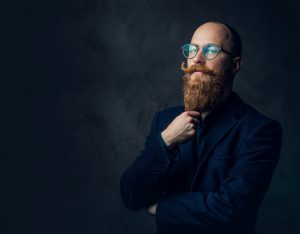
[120,92,282,234]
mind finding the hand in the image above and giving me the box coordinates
[161,111,200,149]
[146,203,158,216]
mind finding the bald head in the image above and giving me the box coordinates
[192,22,242,57]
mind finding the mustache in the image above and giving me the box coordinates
[181,62,214,76]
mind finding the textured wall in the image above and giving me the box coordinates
[3,0,300,233]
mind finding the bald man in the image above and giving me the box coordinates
[120,21,282,234]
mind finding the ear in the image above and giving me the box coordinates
[232,57,242,75]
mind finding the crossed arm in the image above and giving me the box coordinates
[120,111,282,231]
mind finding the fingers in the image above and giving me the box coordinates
[181,111,201,129]
[186,120,199,131]
[191,118,200,127]
[166,111,200,144]
[185,111,201,118]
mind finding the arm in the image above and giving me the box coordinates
[155,120,282,231]
[120,110,201,211]
[120,112,178,211]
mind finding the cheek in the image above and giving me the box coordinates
[214,59,233,74]
[187,59,193,67]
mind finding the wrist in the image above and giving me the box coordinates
[161,130,176,150]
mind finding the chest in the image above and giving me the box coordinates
[164,128,242,194]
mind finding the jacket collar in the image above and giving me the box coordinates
[201,91,245,131]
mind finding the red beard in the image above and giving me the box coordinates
[181,63,228,113]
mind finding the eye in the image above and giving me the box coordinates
[188,45,197,53]
[205,46,219,54]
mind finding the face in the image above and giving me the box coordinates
[187,23,235,77]
[182,22,241,112]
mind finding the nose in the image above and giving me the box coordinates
[193,49,205,65]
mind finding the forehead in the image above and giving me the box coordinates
[190,23,231,47]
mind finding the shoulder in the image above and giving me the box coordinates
[238,102,282,137]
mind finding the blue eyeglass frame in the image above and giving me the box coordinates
[181,43,234,60]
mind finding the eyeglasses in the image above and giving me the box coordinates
[181,43,234,60]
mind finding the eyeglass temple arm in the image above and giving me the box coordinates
[221,48,234,57]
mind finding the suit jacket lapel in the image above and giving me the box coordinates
[188,92,245,190]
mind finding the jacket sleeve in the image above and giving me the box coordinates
[120,111,180,211]
[155,120,282,231]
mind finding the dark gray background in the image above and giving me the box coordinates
[3,0,300,233]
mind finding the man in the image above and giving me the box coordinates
[120,21,282,234]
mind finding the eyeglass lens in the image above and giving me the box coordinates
[182,44,220,60]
